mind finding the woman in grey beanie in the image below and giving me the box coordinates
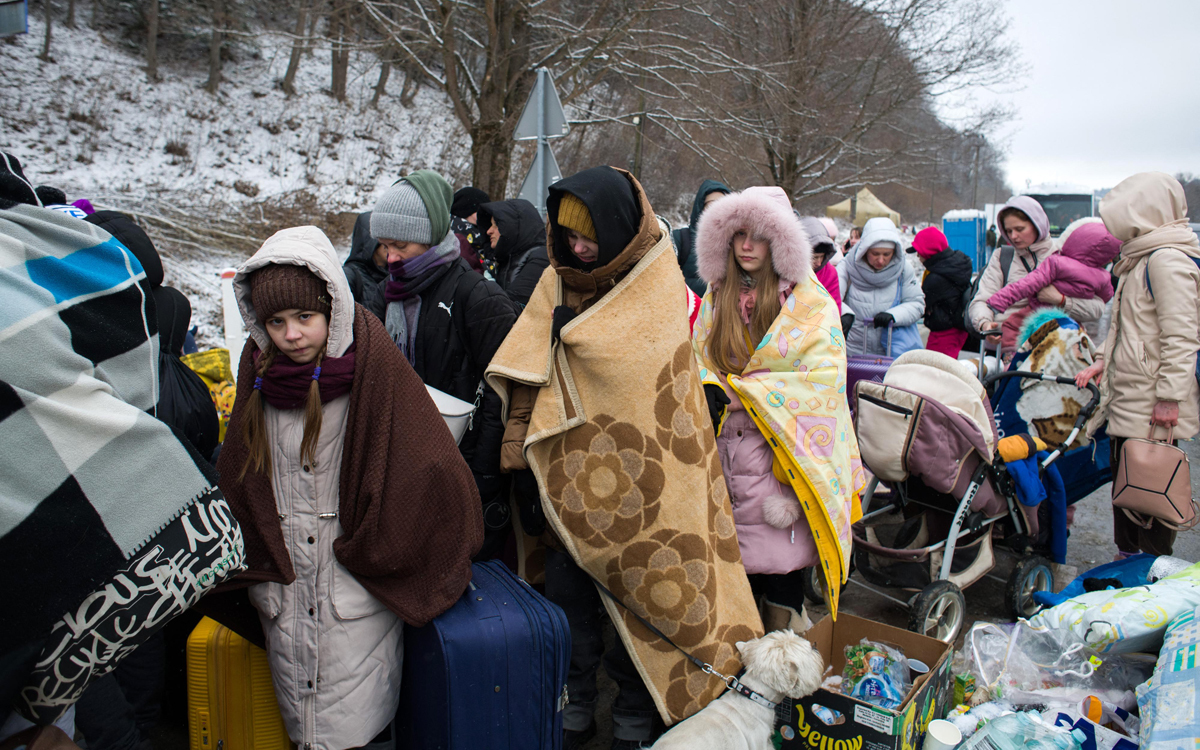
[371,169,520,561]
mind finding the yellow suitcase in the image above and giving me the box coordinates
[186,617,292,750]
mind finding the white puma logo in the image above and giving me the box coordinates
[438,302,453,316]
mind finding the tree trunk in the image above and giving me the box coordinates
[304,4,318,57]
[281,0,308,97]
[204,0,223,94]
[66,0,75,28]
[371,55,390,107]
[329,6,349,102]
[398,67,418,108]
[146,0,158,81]
[40,0,52,61]
[91,0,100,28]
[470,119,515,200]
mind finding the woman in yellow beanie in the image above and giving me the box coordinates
[486,166,762,748]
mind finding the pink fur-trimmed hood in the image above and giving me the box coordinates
[695,186,813,288]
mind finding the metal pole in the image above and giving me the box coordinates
[971,140,981,209]
[536,69,545,213]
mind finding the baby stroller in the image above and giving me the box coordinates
[845,350,1100,643]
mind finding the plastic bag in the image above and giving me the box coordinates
[841,638,910,709]
[1044,696,1139,750]
[964,622,1149,710]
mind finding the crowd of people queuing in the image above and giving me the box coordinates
[1,146,1198,750]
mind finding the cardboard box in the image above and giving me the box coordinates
[778,614,954,750]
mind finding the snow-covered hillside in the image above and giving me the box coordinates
[3,16,470,346]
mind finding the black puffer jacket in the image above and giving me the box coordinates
[477,199,550,307]
[921,248,973,331]
[343,212,387,316]
[370,258,518,479]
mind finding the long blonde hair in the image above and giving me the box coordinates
[707,241,781,375]
[239,341,328,480]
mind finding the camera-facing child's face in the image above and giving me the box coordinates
[265,309,330,364]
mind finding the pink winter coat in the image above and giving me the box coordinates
[986,222,1121,314]
[714,279,819,575]
[815,261,842,313]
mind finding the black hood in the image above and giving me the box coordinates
[688,179,731,231]
[85,210,164,287]
[478,199,545,263]
[346,211,387,281]
[547,166,641,270]
[153,286,192,357]
[924,246,974,283]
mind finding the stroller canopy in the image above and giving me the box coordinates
[883,350,997,458]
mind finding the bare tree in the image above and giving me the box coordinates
[330,2,352,101]
[282,0,310,96]
[360,0,734,198]
[146,0,159,81]
[695,0,1019,203]
[66,0,75,28]
[40,0,53,61]
[204,0,225,93]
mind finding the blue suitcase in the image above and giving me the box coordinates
[395,560,571,749]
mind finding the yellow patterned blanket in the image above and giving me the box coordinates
[693,272,865,617]
[486,235,763,724]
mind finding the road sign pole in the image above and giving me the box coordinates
[536,70,546,214]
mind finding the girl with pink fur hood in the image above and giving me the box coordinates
[691,186,840,632]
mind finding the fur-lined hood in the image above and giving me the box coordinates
[695,186,812,287]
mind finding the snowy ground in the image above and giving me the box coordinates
[4,15,470,347]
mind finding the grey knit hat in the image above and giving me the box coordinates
[371,181,433,245]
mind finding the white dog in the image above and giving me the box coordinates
[648,630,825,750]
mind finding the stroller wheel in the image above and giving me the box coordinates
[800,565,849,605]
[1006,555,1053,620]
[908,581,965,643]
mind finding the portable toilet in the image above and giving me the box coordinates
[942,209,988,271]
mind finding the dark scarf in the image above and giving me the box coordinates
[384,242,457,302]
[217,307,483,626]
[252,345,357,410]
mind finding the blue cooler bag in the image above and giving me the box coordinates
[396,560,571,749]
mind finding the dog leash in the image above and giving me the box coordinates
[587,573,778,710]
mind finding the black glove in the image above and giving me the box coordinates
[512,469,546,537]
[840,312,854,332]
[872,312,895,329]
[704,384,730,436]
[551,305,577,344]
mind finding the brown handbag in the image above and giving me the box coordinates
[1112,426,1200,531]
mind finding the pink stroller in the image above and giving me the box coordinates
[844,350,1100,642]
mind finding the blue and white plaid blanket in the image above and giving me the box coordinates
[0,203,244,722]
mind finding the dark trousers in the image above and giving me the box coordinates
[543,547,658,742]
[74,633,164,750]
[747,570,811,632]
[1111,436,1179,556]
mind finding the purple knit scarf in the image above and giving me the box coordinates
[384,242,457,302]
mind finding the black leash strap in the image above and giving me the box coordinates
[588,573,778,710]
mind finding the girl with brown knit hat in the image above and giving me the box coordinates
[216,226,482,750]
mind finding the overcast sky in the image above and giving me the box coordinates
[973,0,1200,192]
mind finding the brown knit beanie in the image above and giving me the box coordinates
[556,193,596,241]
[250,264,332,323]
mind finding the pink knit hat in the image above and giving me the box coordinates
[911,226,949,259]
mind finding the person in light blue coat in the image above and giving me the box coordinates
[837,216,925,356]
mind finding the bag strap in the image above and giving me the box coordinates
[587,571,779,710]
[999,245,1016,287]
[1148,424,1175,443]
[1122,503,1200,532]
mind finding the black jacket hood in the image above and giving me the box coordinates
[85,210,164,287]
[688,179,731,231]
[547,166,641,270]
[153,286,192,357]
[478,199,546,263]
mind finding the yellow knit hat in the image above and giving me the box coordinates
[556,193,596,241]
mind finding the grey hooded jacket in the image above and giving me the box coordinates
[837,217,925,356]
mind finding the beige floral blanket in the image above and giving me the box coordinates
[486,235,763,724]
